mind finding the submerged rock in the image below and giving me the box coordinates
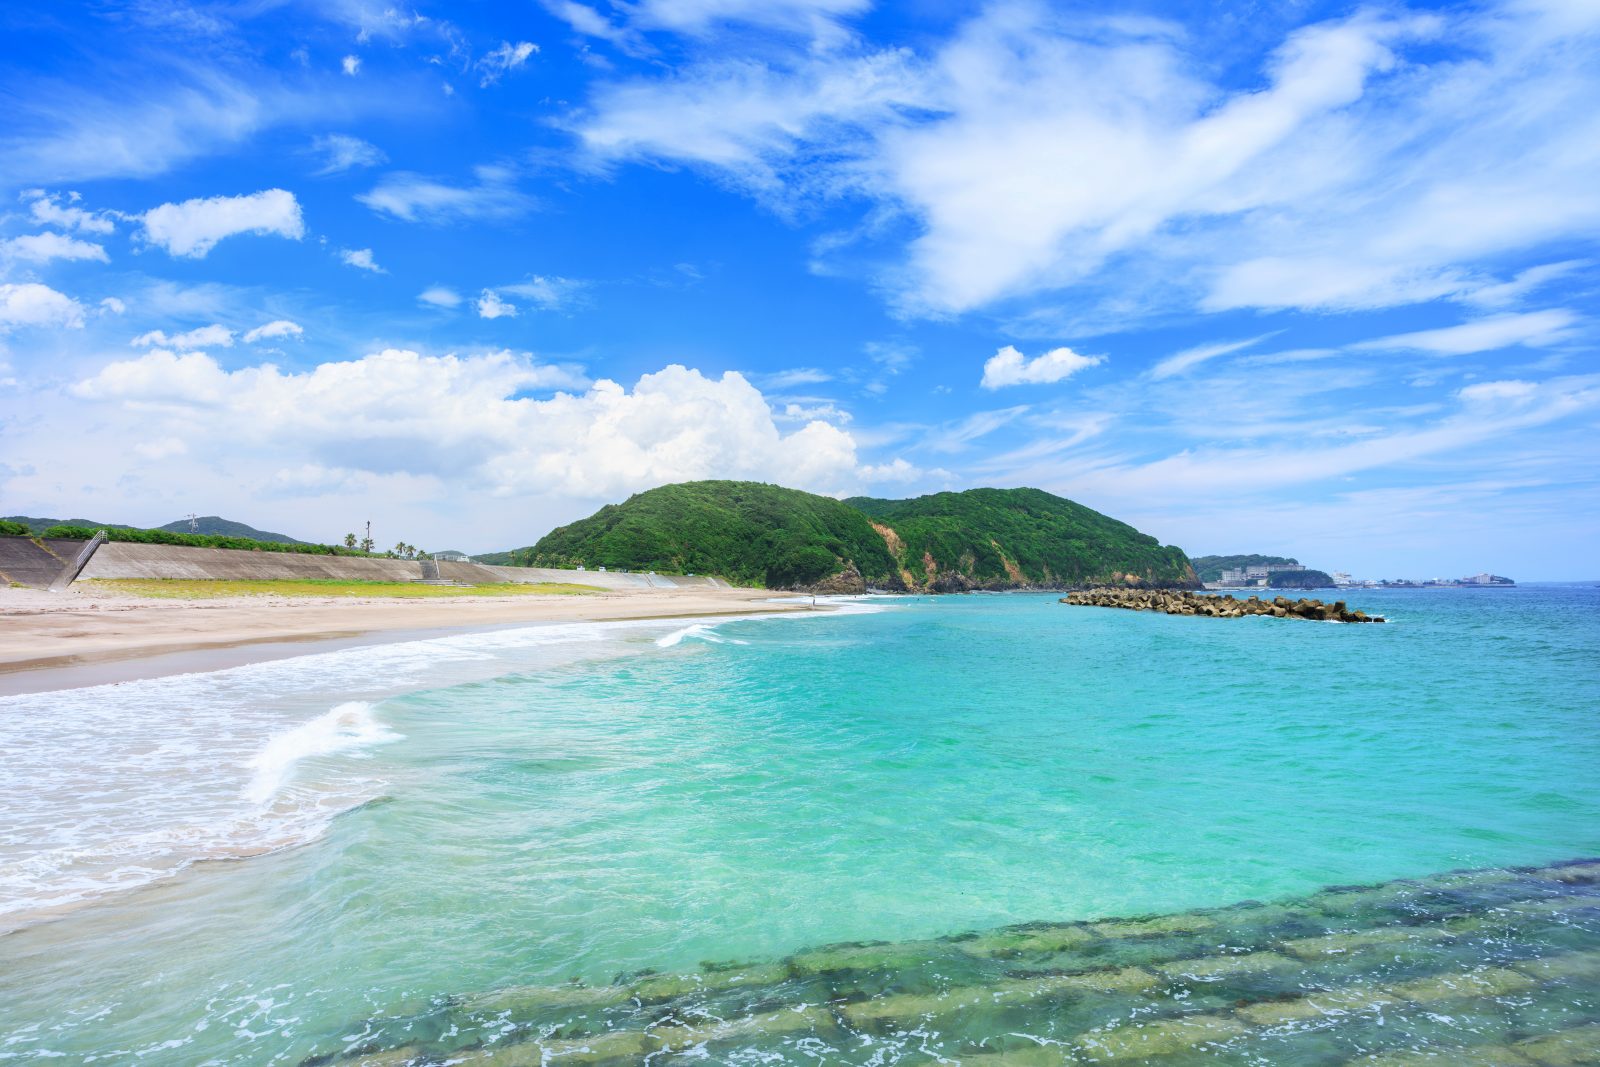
[1061,587,1385,622]
[314,856,1600,1066]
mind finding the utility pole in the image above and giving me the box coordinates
[187,513,198,533]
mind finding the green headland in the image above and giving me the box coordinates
[514,480,1197,593]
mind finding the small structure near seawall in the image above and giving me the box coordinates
[1063,587,1384,622]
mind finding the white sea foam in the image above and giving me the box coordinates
[0,606,888,929]
[655,622,749,647]
[244,702,402,805]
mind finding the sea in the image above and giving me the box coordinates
[1,585,1597,1065]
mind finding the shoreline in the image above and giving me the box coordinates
[0,586,824,696]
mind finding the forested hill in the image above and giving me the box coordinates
[153,516,306,544]
[3,514,304,544]
[518,481,1197,592]
[1189,554,1300,583]
[519,481,898,590]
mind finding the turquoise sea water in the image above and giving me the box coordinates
[1,586,1597,1064]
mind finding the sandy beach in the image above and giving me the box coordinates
[0,585,821,695]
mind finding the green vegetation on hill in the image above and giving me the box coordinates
[1189,554,1301,583]
[3,515,138,535]
[5,514,303,543]
[40,525,372,558]
[520,481,898,589]
[1268,568,1335,589]
[154,516,305,544]
[847,487,1195,591]
[518,481,1196,592]
[0,519,29,537]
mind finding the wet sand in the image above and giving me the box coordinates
[0,585,822,696]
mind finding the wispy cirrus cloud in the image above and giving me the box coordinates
[357,165,533,223]
[1352,309,1578,355]
[309,134,386,175]
[548,0,868,47]
[242,320,303,343]
[477,41,538,86]
[568,2,1600,324]
[1149,334,1276,381]
[500,275,587,311]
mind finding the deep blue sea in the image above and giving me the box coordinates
[1,585,1597,1064]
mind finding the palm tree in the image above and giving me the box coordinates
[344,533,357,549]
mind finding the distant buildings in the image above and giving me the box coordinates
[1372,573,1515,588]
[1207,564,1512,591]
[1215,562,1305,588]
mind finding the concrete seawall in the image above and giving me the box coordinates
[72,541,734,590]
[0,538,90,589]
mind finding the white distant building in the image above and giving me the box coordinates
[1217,561,1306,587]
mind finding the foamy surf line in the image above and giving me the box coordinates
[0,601,886,931]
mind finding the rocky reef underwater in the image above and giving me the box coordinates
[1064,588,1386,623]
[323,859,1599,1065]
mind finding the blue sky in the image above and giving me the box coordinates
[1,0,1596,577]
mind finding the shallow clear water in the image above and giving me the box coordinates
[0,586,1597,1064]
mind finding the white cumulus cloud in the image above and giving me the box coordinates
[342,55,362,76]
[69,350,865,499]
[476,289,517,319]
[139,189,305,258]
[131,323,234,350]
[981,345,1104,389]
[0,283,86,330]
[26,192,115,235]
[0,231,108,264]
[340,247,384,272]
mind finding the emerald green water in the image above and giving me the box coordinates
[1,587,1597,1063]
